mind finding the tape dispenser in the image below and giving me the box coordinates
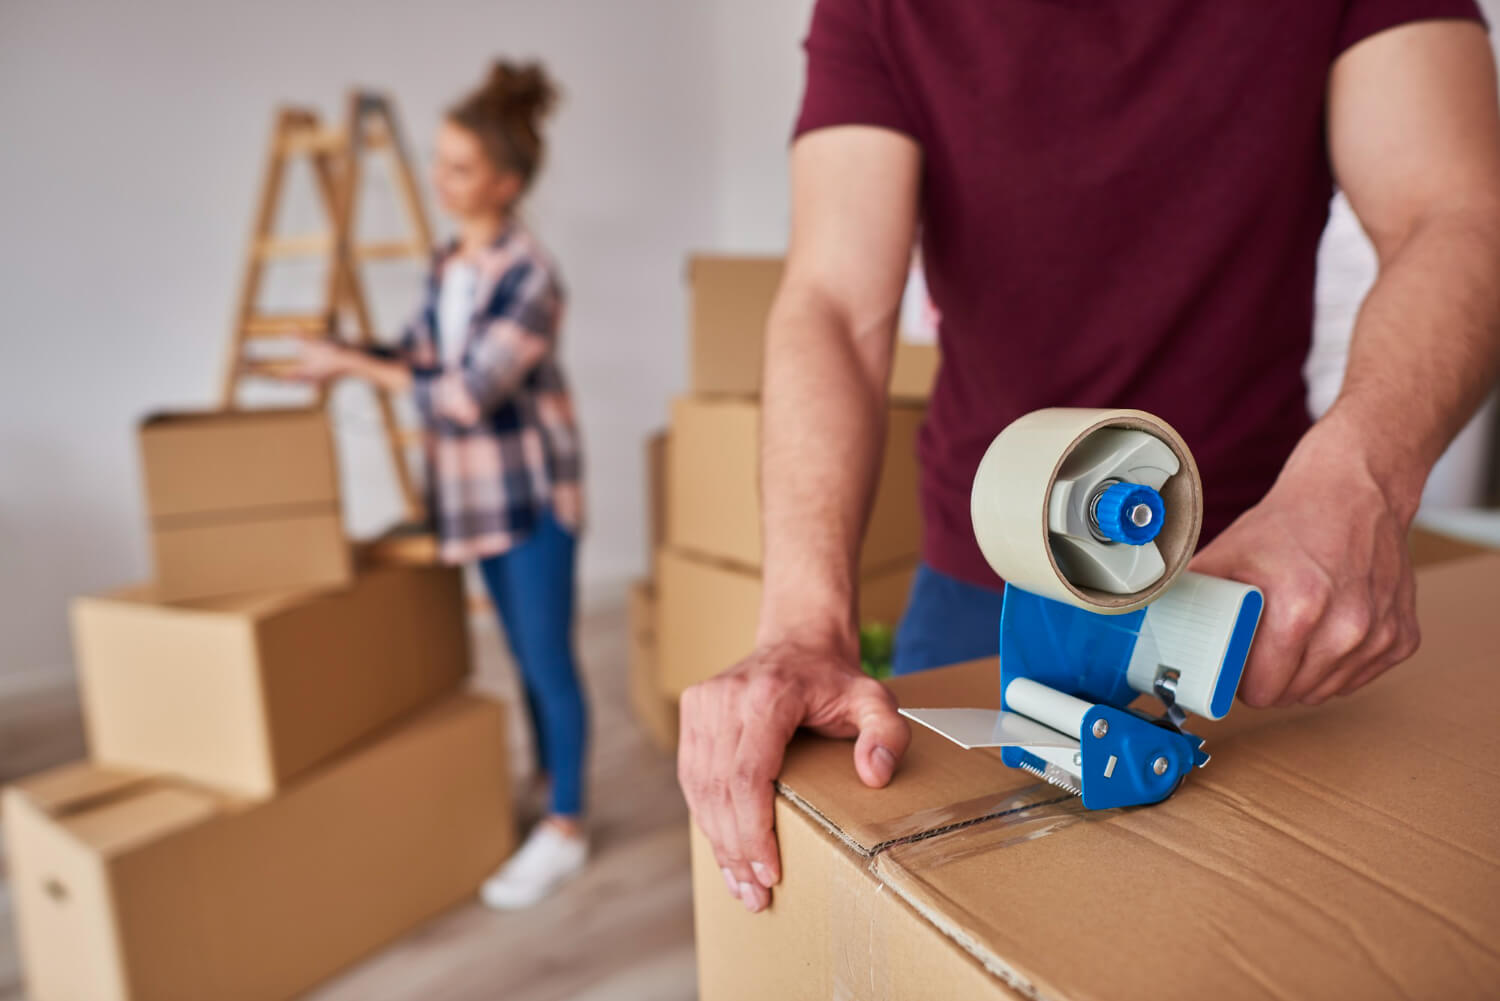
[901,408,1264,809]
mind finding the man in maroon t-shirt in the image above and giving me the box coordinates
[680,1,1500,912]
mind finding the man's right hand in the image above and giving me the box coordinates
[677,637,911,913]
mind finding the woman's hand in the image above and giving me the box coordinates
[1189,409,1422,708]
[287,340,357,384]
[434,372,482,426]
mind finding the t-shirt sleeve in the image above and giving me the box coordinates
[793,0,920,142]
[1334,0,1487,56]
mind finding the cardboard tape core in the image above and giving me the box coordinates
[971,409,1202,613]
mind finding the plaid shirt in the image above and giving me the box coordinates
[398,222,583,564]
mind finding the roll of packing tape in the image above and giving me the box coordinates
[970,408,1202,613]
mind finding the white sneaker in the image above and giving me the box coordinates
[480,823,589,910]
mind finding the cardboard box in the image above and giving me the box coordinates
[628,578,678,752]
[888,338,940,401]
[353,522,441,567]
[688,255,784,397]
[72,564,470,797]
[687,254,939,401]
[1409,524,1493,567]
[3,694,514,1001]
[666,396,923,572]
[657,548,914,696]
[691,554,1500,1001]
[140,408,351,601]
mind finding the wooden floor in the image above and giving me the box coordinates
[0,594,698,1001]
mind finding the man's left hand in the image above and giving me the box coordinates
[1189,409,1422,708]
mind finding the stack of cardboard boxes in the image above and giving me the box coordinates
[3,408,515,1001]
[627,255,939,750]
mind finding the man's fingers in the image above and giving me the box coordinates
[725,671,809,899]
[1301,600,1396,704]
[1302,553,1416,704]
[728,725,790,895]
[1189,538,1310,709]
[679,685,759,908]
[677,644,913,915]
[1237,577,1319,707]
[1341,568,1421,696]
[705,706,766,911]
[1277,592,1372,706]
[845,677,910,788]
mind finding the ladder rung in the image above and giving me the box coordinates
[240,359,305,380]
[256,233,334,259]
[241,313,331,337]
[356,240,427,260]
[279,128,346,155]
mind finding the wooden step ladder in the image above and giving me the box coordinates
[222,91,432,524]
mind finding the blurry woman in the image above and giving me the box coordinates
[292,61,588,910]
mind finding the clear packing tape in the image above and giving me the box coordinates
[969,407,1203,614]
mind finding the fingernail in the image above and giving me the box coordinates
[739,883,761,912]
[873,745,896,778]
[751,860,775,888]
[722,868,740,899]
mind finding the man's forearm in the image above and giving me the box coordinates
[756,285,896,655]
[1322,206,1500,518]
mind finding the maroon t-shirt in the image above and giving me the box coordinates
[795,0,1483,589]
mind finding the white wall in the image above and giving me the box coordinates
[1309,0,1500,508]
[0,0,745,684]
[708,0,816,250]
[1310,194,1498,509]
[6,0,1492,685]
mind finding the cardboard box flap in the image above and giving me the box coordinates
[8,765,221,857]
[85,581,344,620]
[140,407,340,520]
[778,662,1043,856]
[854,555,1500,1001]
[10,762,153,816]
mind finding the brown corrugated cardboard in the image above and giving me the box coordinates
[3,693,514,1001]
[688,255,784,397]
[888,339,941,402]
[686,254,939,401]
[692,797,1024,1001]
[353,522,441,567]
[692,555,1500,1000]
[628,578,678,752]
[666,396,923,572]
[72,564,470,797]
[1408,523,1494,567]
[140,408,351,600]
[657,548,914,696]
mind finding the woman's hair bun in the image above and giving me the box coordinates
[481,60,558,123]
[449,59,559,189]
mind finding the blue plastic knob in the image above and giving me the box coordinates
[1092,481,1165,545]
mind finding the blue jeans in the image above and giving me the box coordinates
[477,511,588,817]
[892,563,1006,676]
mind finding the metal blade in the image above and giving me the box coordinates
[1017,759,1083,797]
[899,708,1079,750]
